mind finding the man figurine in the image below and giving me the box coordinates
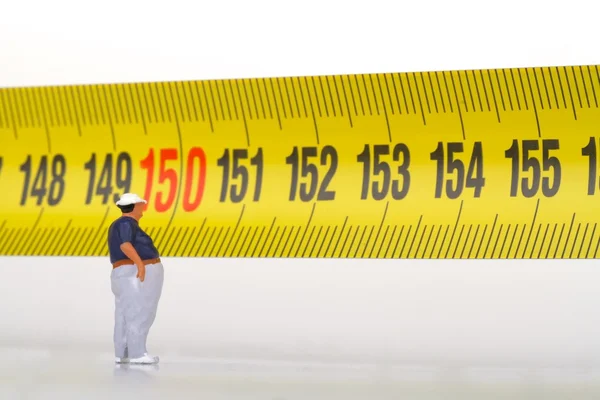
[107,193,164,365]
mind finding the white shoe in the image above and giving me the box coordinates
[115,357,129,364]
[129,353,159,364]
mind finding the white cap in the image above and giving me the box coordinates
[115,193,147,206]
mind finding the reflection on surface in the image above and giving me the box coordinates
[1,347,600,400]
[113,363,160,381]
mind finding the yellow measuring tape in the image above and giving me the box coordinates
[1,65,599,258]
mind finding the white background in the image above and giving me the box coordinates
[1,0,600,369]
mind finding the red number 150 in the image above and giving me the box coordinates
[140,147,207,213]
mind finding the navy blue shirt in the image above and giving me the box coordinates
[107,216,160,264]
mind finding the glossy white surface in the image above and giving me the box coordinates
[2,346,600,399]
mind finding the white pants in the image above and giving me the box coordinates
[110,262,164,359]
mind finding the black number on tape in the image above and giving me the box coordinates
[286,146,338,202]
[357,143,410,201]
[0,156,3,177]
[84,152,133,205]
[505,139,561,198]
[217,148,264,203]
[582,137,598,195]
[19,154,66,206]
[430,141,485,199]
